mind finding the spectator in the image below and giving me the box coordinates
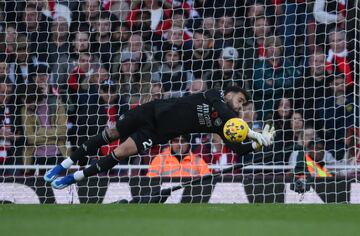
[244,1,266,25]
[322,74,354,160]
[48,16,71,86]
[164,0,197,19]
[252,35,301,119]
[89,66,110,88]
[117,51,150,105]
[214,13,239,53]
[170,8,190,31]
[201,16,216,39]
[326,29,353,86]
[313,0,346,45]
[59,52,96,147]
[62,52,95,99]
[71,30,91,55]
[203,47,245,90]
[240,16,272,81]
[131,10,162,51]
[164,26,192,58]
[112,33,153,80]
[272,97,294,164]
[111,22,131,53]
[72,0,102,33]
[157,44,194,98]
[97,79,129,130]
[275,1,313,62]
[185,28,214,79]
[7,34,32,105]
[104,0,130,22]
[242,101,262,132]
[57,30,98,92]
[302,49,330,127]
[4,24,17,60]
[192,0,236,18]
[0,77,23,175]
[17,2,51,63]
[290,111,304,145]
[297,125,318,149]
[210,133,238,171]
[344,128,360,165]
[41,0,72,29]
[21,65,70,170]
[79,65,110,99]
[290,138,335,177]
[147,135,211,177]
[92,11,114,70]
[127,0,172,36]
[188,78,207,94]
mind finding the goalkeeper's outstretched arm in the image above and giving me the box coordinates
[223,124,276,157]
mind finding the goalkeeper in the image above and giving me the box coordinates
[45,86,275,189]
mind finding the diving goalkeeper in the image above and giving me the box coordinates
[45,86,275,189]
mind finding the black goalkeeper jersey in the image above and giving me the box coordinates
[154,90,236,137]
[116,88,254,156]
[152,89,254,156]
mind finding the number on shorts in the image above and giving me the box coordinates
[142,139,153,150]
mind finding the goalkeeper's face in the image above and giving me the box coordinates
[224,92,247,115]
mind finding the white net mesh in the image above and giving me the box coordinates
[0,0,359,204]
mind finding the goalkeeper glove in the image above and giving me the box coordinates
[248,124,276,150]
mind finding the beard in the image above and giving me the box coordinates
[226,100,240,115]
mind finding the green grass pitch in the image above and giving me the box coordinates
[0,204,359,236]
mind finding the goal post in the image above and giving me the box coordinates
[0,0,359,204]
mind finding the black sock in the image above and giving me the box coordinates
[70,130,112,163]
[83,152,119,177]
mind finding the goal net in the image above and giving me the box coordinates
[0,0,359,204]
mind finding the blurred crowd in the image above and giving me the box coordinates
[0,0,359,177]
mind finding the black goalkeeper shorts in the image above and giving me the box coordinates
[115,101,169,152]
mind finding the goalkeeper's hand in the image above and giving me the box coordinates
[248,124,276,150]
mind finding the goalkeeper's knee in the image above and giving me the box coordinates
[83,130,113,155]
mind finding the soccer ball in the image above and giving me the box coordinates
[223,118,249,143]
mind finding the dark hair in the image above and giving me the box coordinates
[292,109,304,118]
[272,97,293,129]
[99,11,111,20]
[253,15,267,23]
[25,2,40,11]
[193,28,211,39]
[307,138,325,149]
[138,10,151,19]
[27,64,50,81]
[78,51,92,58]
[224,86,250,102]
[100,80,118,94]
[171,8,189,19]
[23,83,45,104]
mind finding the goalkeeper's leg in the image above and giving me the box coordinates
[44,127,120,182]
[51,137,138,189]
